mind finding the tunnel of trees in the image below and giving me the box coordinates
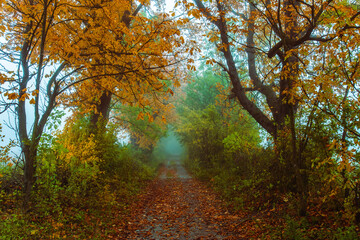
[0,0,360,238]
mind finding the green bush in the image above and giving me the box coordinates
[334,226,360,240]
[0,115,156,239]
[0,212,28,240]
[282,217,309,240]
[176,103,273,210]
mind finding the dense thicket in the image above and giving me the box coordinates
[173,64,360,237]
[170,0,360,228]
[174,68,272,207]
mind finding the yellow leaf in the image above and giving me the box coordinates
[174,80,181,88]
[7,93,18,100]
[30,98,36,104]
[161,116,167,124]
[136,112,144,120]
[31,90,39,96]
[167,88,174,95]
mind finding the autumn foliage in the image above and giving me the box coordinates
[0,0,360,238]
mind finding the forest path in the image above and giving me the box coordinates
[114,163,248,240]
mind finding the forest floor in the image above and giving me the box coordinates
[110,163,274,240]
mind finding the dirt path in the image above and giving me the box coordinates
[114,164,247,240]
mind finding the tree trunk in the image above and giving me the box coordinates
[194,0,308,214]
[88,5,140,133]
[89,90,112,133]
[281,0,308,215]
[23,145,37,210]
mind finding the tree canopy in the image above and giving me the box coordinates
[1,0,360,238]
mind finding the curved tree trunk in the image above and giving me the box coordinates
[194,0,308,215]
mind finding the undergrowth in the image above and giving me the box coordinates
[0,118,155,239]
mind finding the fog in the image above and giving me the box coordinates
[152,127,186,165]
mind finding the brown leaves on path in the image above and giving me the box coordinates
[111,164,248,239]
